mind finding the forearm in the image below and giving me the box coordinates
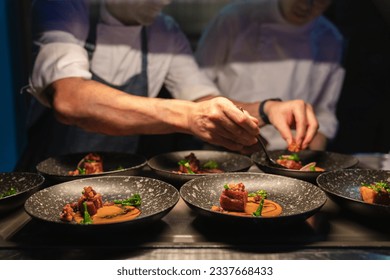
[50,77,193,135]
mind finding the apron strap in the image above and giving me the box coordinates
[85,0,101,60]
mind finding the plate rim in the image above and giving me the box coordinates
[316,169,390,209]
[0,172,45,201]
[24,175,180,227]
[251,150,360,172]
[147,149,253,174]
[36,152,147,178]
[179,172,327,221]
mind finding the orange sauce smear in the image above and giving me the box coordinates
[74,205,141,224]
[212,197,282,217]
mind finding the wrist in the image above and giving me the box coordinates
[259,98,282,125]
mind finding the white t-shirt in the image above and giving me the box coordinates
[30,1,219,107]
[196,0,345,150]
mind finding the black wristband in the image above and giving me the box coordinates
[259,98,282,124]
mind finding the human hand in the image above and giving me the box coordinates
[188,97,260,152]
[265,99,319,150]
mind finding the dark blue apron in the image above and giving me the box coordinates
[66,26,149,154]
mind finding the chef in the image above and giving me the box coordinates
[196,0,343,151]
[17,0,319,170]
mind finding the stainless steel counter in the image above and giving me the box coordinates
[0,153,389,260]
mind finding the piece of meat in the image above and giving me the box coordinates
[60,204,76,222]
[68,153,103,175]
[360,186,390,205]
[77,186,104,216]
[83,161,103,174]
[288,141,301,153]
[219,183,248,212]
[276,158,302,170]
[178,153,224,174]
[187,153,200,172]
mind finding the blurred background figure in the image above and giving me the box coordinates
[196,0,344,151]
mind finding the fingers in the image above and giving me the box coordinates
[190,97,259,150]
[267,100,319,150]
[301,104,319,149]
[290,101,308,148]
[211,99,259,146]
[267,101,296,146]
[224,104,260,136]
[272,118,294,147]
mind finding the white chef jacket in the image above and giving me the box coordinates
[30,0,219,107]
[196,0,345,150]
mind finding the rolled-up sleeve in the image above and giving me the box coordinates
[30,0,90,106]
[30,40,92,107]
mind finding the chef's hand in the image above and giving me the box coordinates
[265,99,319,150]
[188,97,260,152]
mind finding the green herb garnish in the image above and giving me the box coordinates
[250,190,268,217]
[362,181,389,193]
[114,193,142,206]
[77,167,86,175]
[0,187,17,199]
[309,165,316,171]
[253,198,265,217]
[202,160,219,169]
[178,160,195,174]
[81,201,93,224]
[223,184,230,190]
[279,153,300,162]
[248,189,268,198]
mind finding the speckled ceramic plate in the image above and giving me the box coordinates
[316,169,390,217]
[252,150,359,184]
[180,172,327,227]
[24,176,179,228]
[148,150,253,186]
[0,172,45,214]
[36,152,147,183]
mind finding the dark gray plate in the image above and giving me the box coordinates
[148,150,253,185]
[252,150,359,184]
[0,172,45,214]
[316,169,390,217]
[24,176,179,228]
[180,172,327,227]
[36,152,147,183]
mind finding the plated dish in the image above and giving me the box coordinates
[24,176,180,228]
[211,182,282,217]
[0,172,45,214]
[316,169,390,217]
[180,172,327,227]
[36,152,147,183]
[252,150,359,184]
[147,150,253,185]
